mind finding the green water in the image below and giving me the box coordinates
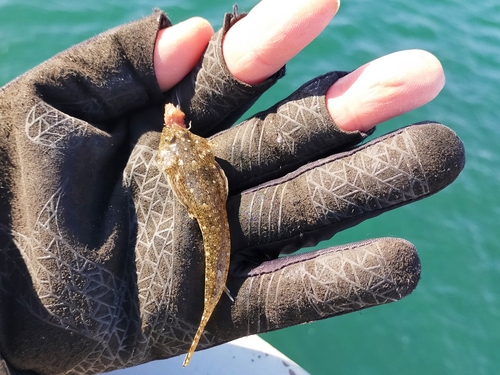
[1,0,499,374]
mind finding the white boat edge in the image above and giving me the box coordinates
[104,335,311,375]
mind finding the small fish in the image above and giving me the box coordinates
[157,103,231,367]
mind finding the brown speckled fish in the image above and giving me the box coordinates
[157,103,231,367]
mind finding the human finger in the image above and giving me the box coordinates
[154,17,214,91]
[223,0,340,84]
[212,50,444,193]
[226,122,464,274]
[212,238,420,341]
[328,49,445,132]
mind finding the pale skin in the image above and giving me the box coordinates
[153,0,445,134]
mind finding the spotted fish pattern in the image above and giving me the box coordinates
[157,104,231,366]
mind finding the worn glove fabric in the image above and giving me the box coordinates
[0,8,465,375]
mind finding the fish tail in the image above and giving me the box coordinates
[183,311,210,367]
[183,212,230,366]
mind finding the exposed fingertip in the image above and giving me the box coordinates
[154,17,214,92]
[224,0,340,84]
[185,17,214,39]
[405,49,445,94]
[327,49,446,132]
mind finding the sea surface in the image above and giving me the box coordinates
[1,0,499,374]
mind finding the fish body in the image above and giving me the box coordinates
[157,104,230,367]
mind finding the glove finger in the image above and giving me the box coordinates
[166,10,285,137]
[212,71,373,193]
[211,237,420,341]
[228,122,465,275]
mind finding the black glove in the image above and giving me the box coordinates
[0,9,464,375]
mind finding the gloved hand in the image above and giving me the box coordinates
[0,4,464,375]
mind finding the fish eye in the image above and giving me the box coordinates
[165,135,177,144]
